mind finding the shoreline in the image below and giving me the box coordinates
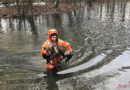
[0,3,83,18]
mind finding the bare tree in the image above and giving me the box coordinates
[54,0,60,8]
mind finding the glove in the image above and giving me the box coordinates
[42,54,51,59]
[42,54,52,64]
[65,53,73,63]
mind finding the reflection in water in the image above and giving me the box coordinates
[0,0,130,90]
[32,73,59,90]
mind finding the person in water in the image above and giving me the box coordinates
[41,29,73,65]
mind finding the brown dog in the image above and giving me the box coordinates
[44,44,71,59]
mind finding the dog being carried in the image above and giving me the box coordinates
[44,44,72,63]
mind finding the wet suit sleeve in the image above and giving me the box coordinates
[62,41,73,52]
[41,40,50,59]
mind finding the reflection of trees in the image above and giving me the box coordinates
[46,73,59,90]
[106,0,110,14]
[33,72,59,90]
[97,0,128,22]
[121,0,127,22]
[9,19,14,31]
[0,19,1,30]
[51,14,67,40]
[27,16,38,42]
[110,0,115,20]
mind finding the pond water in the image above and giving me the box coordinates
[0,0,130,90]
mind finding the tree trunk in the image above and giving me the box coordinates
[16,0,21,16]
[22,0,25,17]
[52,0,55,4]
[54,0,59,8]
[28,0,33,10]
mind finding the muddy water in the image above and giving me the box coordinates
[0,0,130,90]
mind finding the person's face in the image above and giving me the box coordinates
[51,35,57,42]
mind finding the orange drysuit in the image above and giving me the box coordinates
[41,29,72,56]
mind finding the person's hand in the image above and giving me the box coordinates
[65,53,73,63]
[42,54,51,59]
[65,58,69,63]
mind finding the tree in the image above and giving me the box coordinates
[54,0,59,8]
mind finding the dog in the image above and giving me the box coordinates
[44,44,72,61]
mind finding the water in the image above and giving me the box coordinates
[0,0,130,90]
